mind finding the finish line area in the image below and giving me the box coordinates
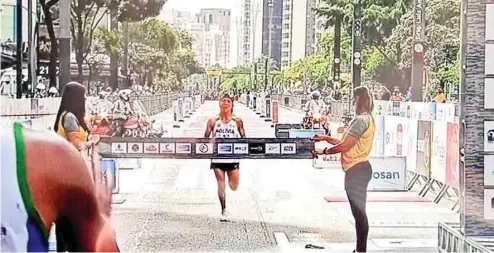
[98,100,457,252]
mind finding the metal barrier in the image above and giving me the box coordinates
[438,223,494,253]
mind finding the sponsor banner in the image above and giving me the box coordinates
[313,141,339,168]
[118,158,140,169]
[445,123,460,188]
[176,143,191,154]
[160,143,175,153]
[484,189,494,220]
[405,118,418,173]
[265,143,281,154]
[485,155,494,187]
[177,99,184,121]
[143,143,159,154]
[281,143,296,154]
[368,156,407,191]
[383,116,403,156]
[260,97,266,116]
[431,121,447,183]
[172,100,179,123]
[100,158,119,193]
[233,143,248,154]
[289,129,324,139]
[274,124,292,138]
[196,143,214,154]
[272,100,279,123]
[248,143,265,155]
[217,143,233,154]
[416,120,432,177]
[111,142,127,153]
[127,143,143,154]
[265,98,271,119]
[371,115,385,156]
[428,103,437,120]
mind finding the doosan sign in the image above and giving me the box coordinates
[367,156,407,191]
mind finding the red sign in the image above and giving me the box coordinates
[445,123,459,188]
[272,100,279,123]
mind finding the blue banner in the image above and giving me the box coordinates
[289,129,325,138]
[100,159,119,194]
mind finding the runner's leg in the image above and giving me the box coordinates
[213,168,227,212]
[227,166,239,191]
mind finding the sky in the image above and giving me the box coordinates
[161,0,241,15]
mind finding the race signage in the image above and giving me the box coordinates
[367,156,407,191]
[98,137,315,159]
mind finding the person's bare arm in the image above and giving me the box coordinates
[204,119,215,138]
[323,135,341,145]
[236,118,246,138]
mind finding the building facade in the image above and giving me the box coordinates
[280,0,317,69]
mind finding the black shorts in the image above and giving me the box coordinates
[210,163,240,171]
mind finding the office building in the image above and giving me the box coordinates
[196,8,231,67]
[280,0,317,69]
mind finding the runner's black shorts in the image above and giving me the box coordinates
[210,162,240,171]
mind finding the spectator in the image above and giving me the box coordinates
[433,87,446,103]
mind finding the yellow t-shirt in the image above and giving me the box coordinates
[56,111,89,143]
[433,93,446,103]
[340,113,375,171]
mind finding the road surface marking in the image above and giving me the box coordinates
[371,238,437,248]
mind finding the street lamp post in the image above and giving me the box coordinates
[350,0,363,104]
[16,0,23,98]
[59,0,71,93]
[411,0,426,101]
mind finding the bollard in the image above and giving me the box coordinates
[271,100,279,127]
[253,95,257,111]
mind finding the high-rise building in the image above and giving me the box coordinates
[280,0,317,69]
[239,0,252,66]
[196,8,231,67]
[241,0,283,66]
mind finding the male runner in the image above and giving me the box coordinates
[204,94,246,221]
[1,122,120,252]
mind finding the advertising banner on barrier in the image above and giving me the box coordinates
[405,118,418,173]
[371,115,385,156]
[416,120,432,177]
[446,123,460,188]
[383,116,403,156]
[431,121,447,183]
[288,129,324,138]
[428,103,437,120]
[272,100,279,123]
[260,96,266,117]
[172,100,179,127]
[100,158,120,194]
[184,98,190,116]
[368,156,407,191]
[313,141,340,168]
[265,98,271,119]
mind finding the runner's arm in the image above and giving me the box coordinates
[236,118,246,138]
[56,143,120,252]
[322,135,341,145]
[204,119,215,138]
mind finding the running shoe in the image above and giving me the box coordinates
[220,211,230,222]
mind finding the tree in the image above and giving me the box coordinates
[39,0,60,87]
[70,0,107,81]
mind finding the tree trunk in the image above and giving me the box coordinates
[42,5,59,88]
[109,5,118,90]
[76,12,84,82]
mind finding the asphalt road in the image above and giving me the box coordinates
[111,100,459,252]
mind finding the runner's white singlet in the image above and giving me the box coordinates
[1,122,50,252]
[211,115,240,163]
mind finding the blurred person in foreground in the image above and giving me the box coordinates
[0,120,119,251]
[311,86,376,253]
